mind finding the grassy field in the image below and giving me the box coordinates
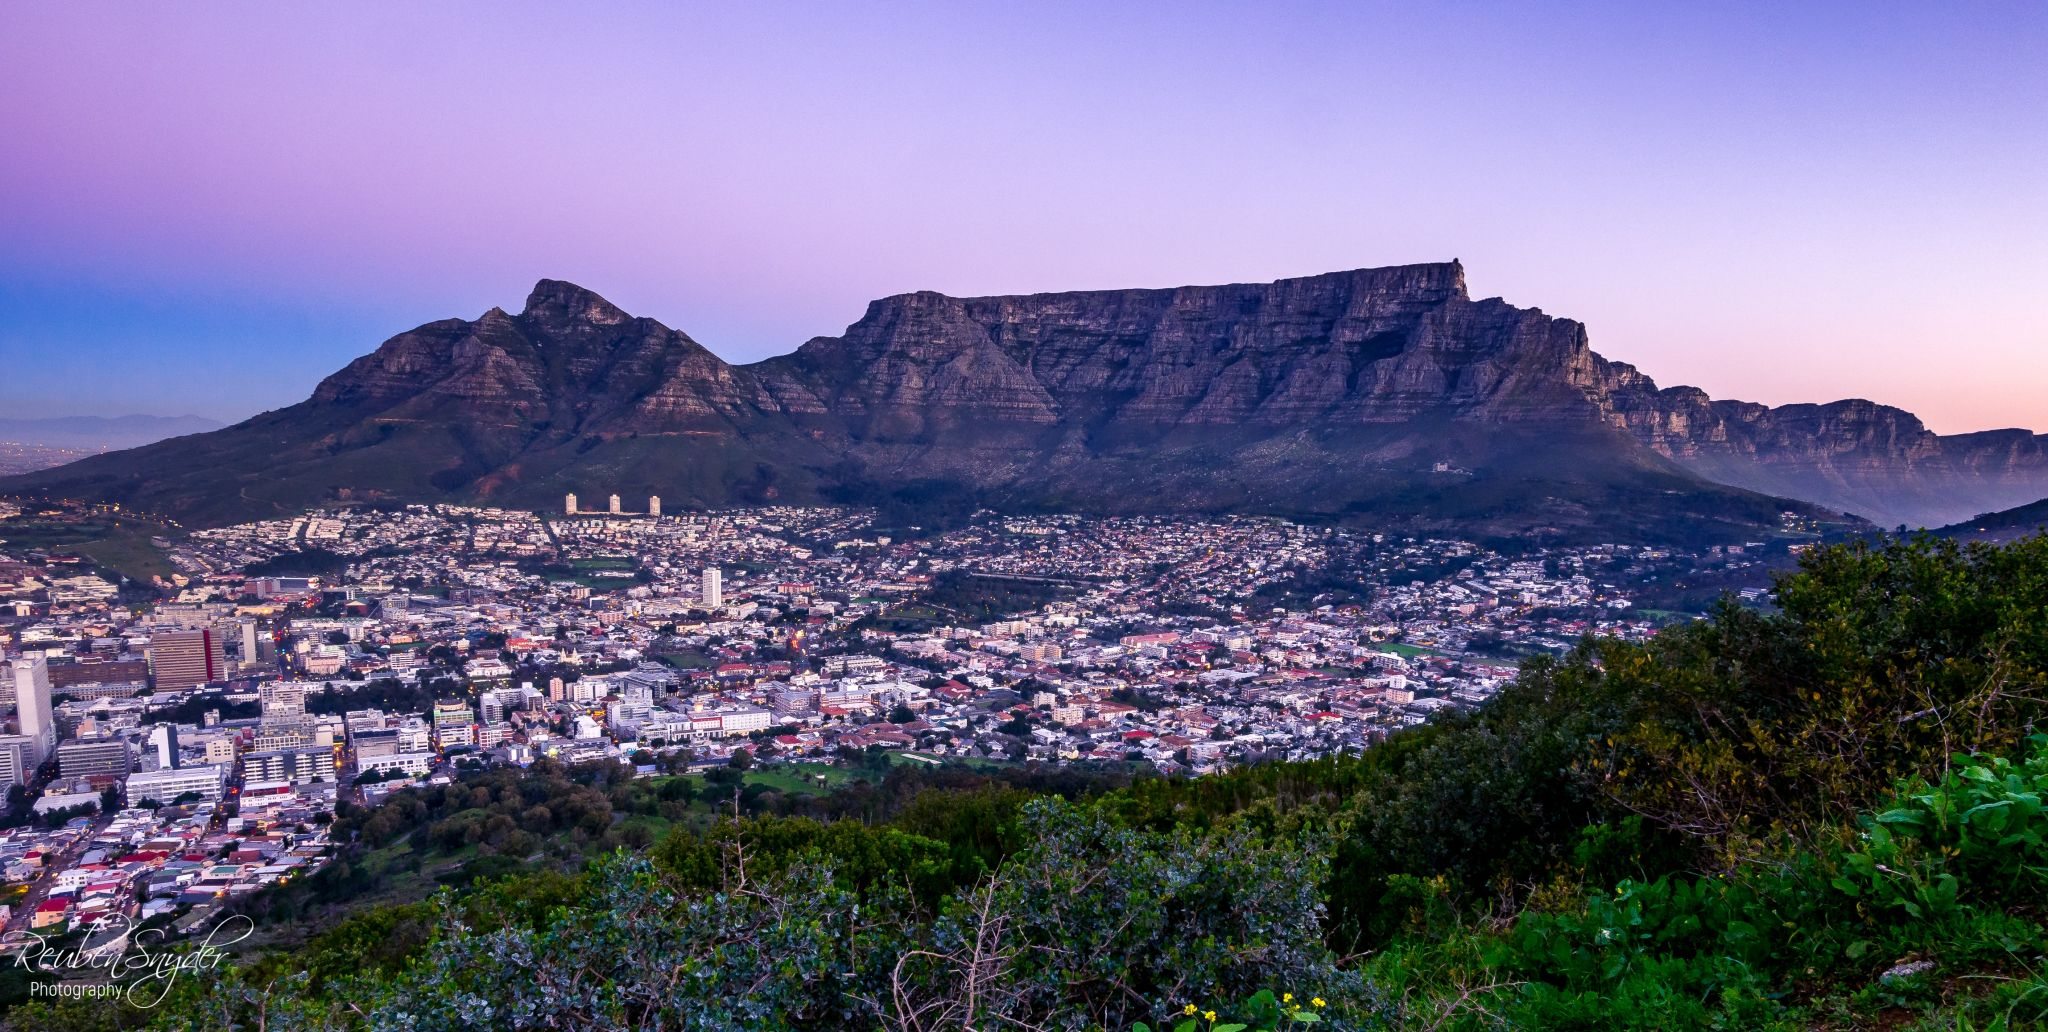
[73,526,179,583]
[1374,641,1445,658]
[671,762,872,797]
[0,513,180,583]
[897,752,1008,771]
[1635,608,1701,623]
[655,651,714,670]
[567,557,635,571]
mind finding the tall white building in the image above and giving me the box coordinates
[648,495,662,518]
[609,494,622,514]
[702,567,723,609]
[149,724,180,770]
[11,656,53,769]
[240,620,264,670]
[565,493,578,515]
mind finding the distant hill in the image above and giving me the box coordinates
[1933,496,2048,543]
[0,414,224,450]
[4,263,2043,538]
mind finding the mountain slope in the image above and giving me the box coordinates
[3,263,2034,536]
[1928,495,2048,544]
[0,282,831,523]
[1603,388,2048,528]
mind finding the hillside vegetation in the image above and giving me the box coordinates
[16,535,2048,1031]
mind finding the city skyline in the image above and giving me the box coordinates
[4,2,2046,433]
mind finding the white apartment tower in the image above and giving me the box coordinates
[702,567,723,609]
[565,493,578,515]
[609,494,622,515]
[11,656,53,768]
[648,495,662,518]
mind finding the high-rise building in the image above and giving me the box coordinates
[432,700,475,738]
[702,567,723,609]
[565,493,578,514]
[260,682,307,722]
[239,620,265,670]
[0,737,37,788]
[149,723,180,770]
[57,738,131,779]
[150,629,222,690]
[11,656,53,767]
[243,747,337,786]
[609,494,622,514]
[648,495,662,518]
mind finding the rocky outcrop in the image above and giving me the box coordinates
[6,263,2042,535]
[752,263,1604,430]
[1596,379,2048,528]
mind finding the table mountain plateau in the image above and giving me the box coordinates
[6,262,2039,540]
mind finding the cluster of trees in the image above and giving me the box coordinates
[305,677,440,716]
[17,535,2048,1029]
[338,760,629,855]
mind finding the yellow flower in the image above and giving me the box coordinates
[1283,993,1294,1003]
[1185,1004,1198,1016]
[1204,1011,1218,1022]
[1312,997,1327,1008]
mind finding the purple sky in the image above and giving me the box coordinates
[3,2,2045,433]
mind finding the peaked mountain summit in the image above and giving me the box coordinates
[7,263,2042,539]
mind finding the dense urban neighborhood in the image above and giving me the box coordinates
[0,497,1800,961]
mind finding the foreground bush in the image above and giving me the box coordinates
[150,800,1380,1031]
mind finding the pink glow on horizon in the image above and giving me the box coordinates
[3,2,2045,432]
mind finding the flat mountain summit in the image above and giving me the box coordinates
[8,262,2044,539]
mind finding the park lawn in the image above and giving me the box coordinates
[673,762,870,798]
[0,514,179,583]
[565,572,639,589]
[1635,608,1700,623]
[744,762,868,794]
[74,526,179,583]
[896,751,1007,771]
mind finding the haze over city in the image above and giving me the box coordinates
[4,1,2045,431]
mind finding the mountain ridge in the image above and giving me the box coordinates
[4,262,2040,536]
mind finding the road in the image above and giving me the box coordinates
[1,807,119,937]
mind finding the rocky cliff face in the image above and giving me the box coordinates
[753,263,1605,430]
[1594,373,2048,528]
[6,263,2041,536]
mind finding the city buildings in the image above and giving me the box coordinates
[0,499,1792,941]
[150,628,222,690]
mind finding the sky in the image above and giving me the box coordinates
[2,2,2045,432]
